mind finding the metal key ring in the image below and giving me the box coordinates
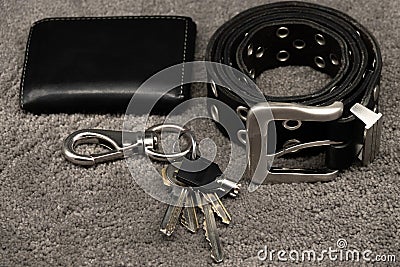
[63,124,197,166]
[144,124,197,161]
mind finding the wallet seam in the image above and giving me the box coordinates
[20,16,190,109]
[181,19,188,95]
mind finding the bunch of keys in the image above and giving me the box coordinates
[62,124,240,263]
[160,155,240,263]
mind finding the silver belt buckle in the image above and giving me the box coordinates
[246,101,344,188]
[246,101,383,189]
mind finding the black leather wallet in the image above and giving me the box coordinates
[20,16,196,113]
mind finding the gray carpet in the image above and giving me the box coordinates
[1,0,399,266]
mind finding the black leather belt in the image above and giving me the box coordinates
[205,1,383,184]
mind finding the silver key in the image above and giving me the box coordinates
[206,192,231,225]
[196,191,223,263]
[160,188,188,236]
[215,175,241,198]
[180,191,199,233]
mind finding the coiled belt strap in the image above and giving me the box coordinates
[206,1,382,171]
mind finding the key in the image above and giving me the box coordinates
[172,157,239,224]
[161,164,199,233]
[206,192,231,225]
[160,188,188,236]
[180,191,199,233]
[160,158,241,262]
[195,191,223,263]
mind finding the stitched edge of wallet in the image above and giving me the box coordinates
[20,16,191,109]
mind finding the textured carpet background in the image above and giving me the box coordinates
[1,0,399,266]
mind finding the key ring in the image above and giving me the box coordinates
[145,124,197,161]
[62,123,197,166]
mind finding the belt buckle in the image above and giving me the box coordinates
[246,101,344,188]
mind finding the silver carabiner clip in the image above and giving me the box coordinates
[62,124,196,166]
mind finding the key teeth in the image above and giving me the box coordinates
[201,208,212,246]
[181,211,198,233]
[201,203,224,263]
[203,221,219,263]
[204,219,223,263]
[180,192,200,233]
[160,189,187,237]
[203,221,210,242]
[203,221,210,243]
[180,213,188,227]
[211,205,230,225]
[206,193,232,225]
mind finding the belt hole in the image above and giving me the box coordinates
[283,139,301,148]
[248,68,255,78]
[315,34,326,45]
[247,43,253,56]
[293,39,306,49]
[276,27,289,38]
[238,75,248,85]
[256,46,264,58]
[210,105,219,122]
[314,56,326,68]
[236,106,248,121]
[237,130,247,145]
[373,85,380,101]
[210,80,218,97]
[283,120,302,130]
[277,50,290,62]
[330,53,340,65]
